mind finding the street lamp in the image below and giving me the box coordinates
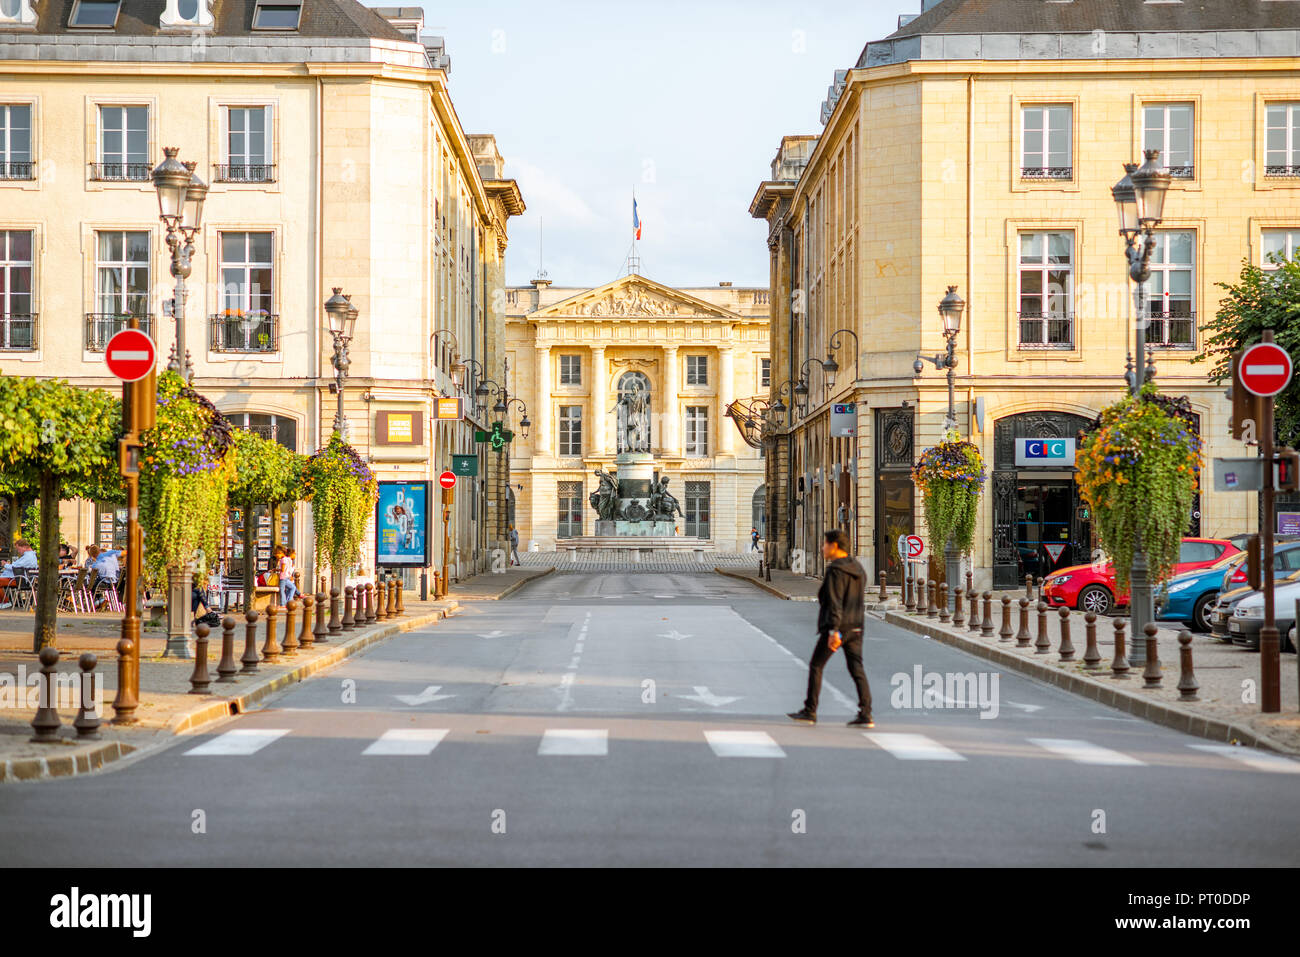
[794,357,822,412]
[1112,148,1171,661]
[823,329,860,394]
[915,285,964,433]
[324,287,357,438]
[151,147,207,382]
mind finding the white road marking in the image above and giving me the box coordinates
[735,618,858,712]
[1189,744,1300,773]
[658,629,692,641]
[393,685,454,706]
[1028,738,1145,766]
[1004,700,1044,713]
[184,729,290,756]
[704,730,785,758]
[679,685,741,708]
[863,732,966,761]
[539,728,608,755]
[362,729,449,755]
[556,611,591,712]
[476,630,506,639]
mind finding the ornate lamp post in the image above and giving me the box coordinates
[1112,149,1171,660]
[323,288,358,438]
[151,147,207,383]
[793,357,823,413]
[821,329,860,394]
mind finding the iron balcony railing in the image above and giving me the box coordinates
[213,163,277,184]
[1167,164,1195,179]
[1017,312,1074,349]
[1020,166,1073,180]
[0,160,35,180]
[0,314,37,351]
[1265,164,1300,178]
[1145,310,1196,349]
[85,313,154,352]
[209,313,279,353]
[89,162,153,182]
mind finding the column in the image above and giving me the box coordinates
[590,345,606,456]
[662,345,679,456]
[718,345,735,455]
[534,344,551,456]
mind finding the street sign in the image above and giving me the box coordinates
[1214,457,1265,491]
[830,402,856,437]
[1015,437,1076,467]
[1044,543,1067,564]
[104,328,156,382]
[1239,342,1294,397]
[451,454,478,477]
[438,470,457,490]
[897,534,925,561]
[436,397,464,420]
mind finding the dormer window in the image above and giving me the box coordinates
[252,1,301,30]
[160,0,213,29]
[0,0,38,27]
[69,0,121,27]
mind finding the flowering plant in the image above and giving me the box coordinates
[304,432,377,574]
[912,429,985,554]
[1076,385,1201,589]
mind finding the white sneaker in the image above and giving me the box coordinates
[0,602,11,610]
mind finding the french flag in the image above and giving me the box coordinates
[633,199,642,240]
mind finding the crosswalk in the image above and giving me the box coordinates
[182,726,1300,772]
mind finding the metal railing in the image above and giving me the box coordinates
[0,160,34,180]
[1020,166,1073,180]
[0,314,37,351]
[1265,164,1300,178]
[1017,312,1074,349]
[1145,310,1196,349]
[213,163,277,184]
[88,162,152,182]
[84,313,154,352]
[209,313,279,353]
[1167,164,1195,179]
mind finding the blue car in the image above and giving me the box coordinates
[1155,553,1246,633]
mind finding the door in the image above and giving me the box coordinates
[875,473,914,586]
[1014,480,1077,582]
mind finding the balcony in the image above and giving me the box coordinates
[1020,166,1073,181]
[213,163,277,184]
[89,162,152,182]
[1166,164,1195,179]
[1017,312,1074,350]
[1265,164,1300,179]
[85,314,154,352]
[1145,311,1196,349]
[0,314,37,351]
[209,313,279,353]
[0,160,34,181]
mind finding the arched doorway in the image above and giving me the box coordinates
[751,484,766,543]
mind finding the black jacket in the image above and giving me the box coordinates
[817,556,866,636]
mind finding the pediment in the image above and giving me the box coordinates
[529,274,742,321]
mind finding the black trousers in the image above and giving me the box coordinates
[803,629,872,715]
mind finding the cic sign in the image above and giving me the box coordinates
[1015,437,1076,467]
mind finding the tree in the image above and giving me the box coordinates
[1195,254,1300,446]
[229,429,307,594]
[0,376,121,651]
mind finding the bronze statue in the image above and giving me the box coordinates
[648,476,683,522]
[589,467,620,521]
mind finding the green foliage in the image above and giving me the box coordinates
[304,432,377,573]
[912,431,985,555]
[1195,253,1300,446]
[19,501,65,556]
[1077,385,1201,590]
[230,429,307,509]
[0,374,121,493]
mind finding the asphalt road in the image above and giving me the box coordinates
[2,570,1297,866]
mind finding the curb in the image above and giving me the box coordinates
[714,567,818,601]
[884,609,1298,756]
[0,739,134,783]
[449,565,554,601]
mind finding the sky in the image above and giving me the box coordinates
[415,0,905,289]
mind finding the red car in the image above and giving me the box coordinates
[1041,538,1241,616]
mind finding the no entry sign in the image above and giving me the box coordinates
[438,470,457,490]
[104,328,156,382]
[1239,342,1293,398]
[897,534,925,561]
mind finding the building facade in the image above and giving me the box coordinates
[0,1,523,587]
[753,0,1298,584]
[504,274,769,552]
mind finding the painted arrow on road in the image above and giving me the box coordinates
[658,629,692,641]
[393,685,455,706]
[678,685,740,708]
[476,630,506,639]
[1005,700,1043,713]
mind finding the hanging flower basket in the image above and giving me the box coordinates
[912,430,986,555]
[1076,385,1201,590]
[304,433,378,574]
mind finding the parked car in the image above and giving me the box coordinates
[1208,544,1300,641]
[1042,538,1240,616]
[1154,552,1246,632]
[1217,539,1300,592]
[1229,581,1300,652]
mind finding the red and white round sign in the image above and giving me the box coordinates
[906,535,925,560]
[104,328,156,382]
[438,471,457,490]
[1240,342,1294,398]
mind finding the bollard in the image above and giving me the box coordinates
[904,572,916,613]
[764,563,771,583]
[217,616,239,683]
[999,596,1013,642]
[1082,612,1102,670]
[965,571,974,602]
[1025,574,1034,601]
[111,637,138,725]
[1034,601,1050,654]
[373,575,387,622]
[341,585,355,630]
[1110,619,1131,678]
[968,587,981,634]
[396,577,406,616]
[938,583,951,623]
[282,599,300,655]
[74,653,101,739]
[980,592,994,637]
[241,609,261,673]
[1035,576,1045,602]
[299,594,315,649]
[1142,623,1162,687]
[387,578,398,618]
[30,647,62,743]
[189,623,212,694]
[328,586,342,634]
[366,583,379,624]
[878,571,887,603]
[926,581,937,618]
[1016,598,1031,647]
[314,587,329,643]
[262,604,281,662]
[953,586,966,628]
[1057,607,1075,661]
[1177,631,1200,700]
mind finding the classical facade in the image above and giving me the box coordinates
[0,2,523,587]
[504,275,769,552]
[753,0,1298,585]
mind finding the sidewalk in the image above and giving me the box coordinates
[0,596,458,782]
[714,565,820,601]
[446,565,554,600]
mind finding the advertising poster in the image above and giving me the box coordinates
[376,480,431,566]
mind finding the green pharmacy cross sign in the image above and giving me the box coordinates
[474,422,514,451]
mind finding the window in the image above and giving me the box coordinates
[0,0,33,22]
[1021,105,1072,179]
[69,0,121,27]
[685,406,709,456]
[1143,103,1194,178]
[1143,230,1195,349]
[1262,228,1300,268]
[557,481,583,538]
[684,481,710,538]
[219,106,274,183]
[558,354,581,385]
[223,412,296,451]
[759,357,771,388]
[95,105,149,181]
[1266,103,1300,178]
[686,355,708,385]
[1179,541,1222,564]
[1017,231,1073,349]
[0,105,32,180]
[90,230,150,351]
[252,1,300,30]
[558,405,583,456]
[214,231,276,352]
[0,230,34,351]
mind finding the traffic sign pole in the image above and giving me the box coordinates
[1259,332,1282,713]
